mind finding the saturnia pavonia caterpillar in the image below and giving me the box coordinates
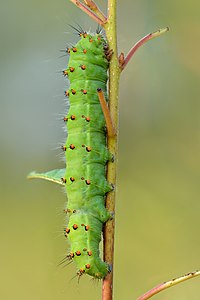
[28,30,113,279]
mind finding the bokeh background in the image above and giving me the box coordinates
[1,0,200,299]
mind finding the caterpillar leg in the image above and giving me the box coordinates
[97,88,116,137]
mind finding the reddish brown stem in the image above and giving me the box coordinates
[70,0,105,25]
[83,0,107,23]
[137,270,200,300]
[121,27,169,70]
[97,88,116,137]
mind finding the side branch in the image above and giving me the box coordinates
[70,0,105,25]
[97,88,116,137]
[83,0,107,23]
[120,27,169,70]
[137,270,200,300]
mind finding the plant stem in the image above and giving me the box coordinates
[137,270,200,300]
[69,0,104,25]
[102,1,120,299]
[83,0,107,23]
[97,88,116,137]
[121,27,169,70]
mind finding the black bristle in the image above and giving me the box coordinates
[68,23,86,36]
[96,25,103,34]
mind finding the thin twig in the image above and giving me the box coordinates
[83,0,107,23]
[137,270,200,300]
[97,88,116,137]
[69,0,104,25]
[121,27,169,70]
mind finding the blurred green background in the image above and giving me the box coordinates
[1,0,200,299]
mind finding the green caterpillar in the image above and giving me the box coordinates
[28,31,113,279]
